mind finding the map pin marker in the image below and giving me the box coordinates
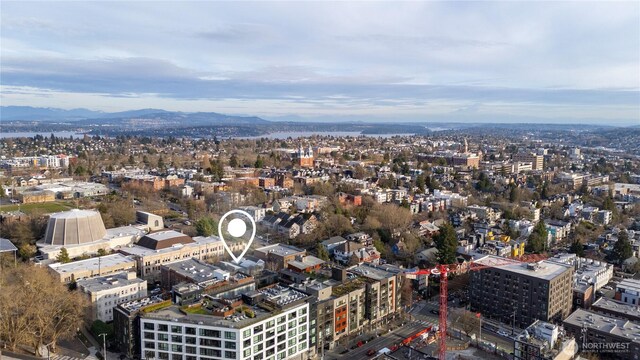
[218,209,256,264]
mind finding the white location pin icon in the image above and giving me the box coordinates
[218,209,256,264]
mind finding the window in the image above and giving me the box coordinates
[172,335,182,343]
[158,343,168,351]
[254,334,263,343]
[288,346,296,355]
[158,334,168,341]
[171,345,183,352]
[185,337,196,345]
[171,326,182,333]
[158,324,168,332]
[144,323,154,330]
[244,339,251,347]
[277,352,286,360]
[185,327,196,335]
[254,325,263,334]
[200,329,221,338]
[224,351,236,359]
[144,342,155,349]
[171,355,182,360]
[144,332,154,340]
[243,329,251,339]
[186,346,196,354]
[225,341,236,349]
[277,316,285,324]
[224,332,236,340]
[244,349,251,358]
[200,349,221,357]
[288,321,296,329]
[158,352,168,360]
[200,339,221,347]
[288,311,296,320]
[254,343,264,352]
[267,320,275,328]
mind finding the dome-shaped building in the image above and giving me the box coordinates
[43,209,107,246]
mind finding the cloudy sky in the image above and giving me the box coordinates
[1,1,639,124]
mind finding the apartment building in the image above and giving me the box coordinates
[48,253,137,283]
[615,279,640,306]
[513,153,544,170]
[139,285,312,360]
[470,256,574,328]
[77,271,147,322]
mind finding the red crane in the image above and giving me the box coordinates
[405,254,547,360]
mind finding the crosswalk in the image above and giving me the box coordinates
[50,354,98,360]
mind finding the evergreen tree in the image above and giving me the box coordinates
[316,243,330,261]
[525,221,548,254]
[434,223,458,264]
[569,240,585,257]
[254,155,264,169]
[229,154,238,168]
[56,248,71,263]
[610,230,633,264]
[195,217,217,237]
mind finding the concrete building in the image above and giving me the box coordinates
[591,298,640,322]
[513,320,577,360]
[470,256,574,328]
[513,153,544,170]
[563,309,640,360]
[547,253,613,291]
[253,244,306,270]
[48,253,137,283]
[160,258,231,290]
[36,209,146,261]
[139,285,312,360]
[615,279,640,306]
[114,296,167,359]
[77,271,147,322]
[119,232,239,282]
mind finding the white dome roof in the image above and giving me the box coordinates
[43,209,107,246]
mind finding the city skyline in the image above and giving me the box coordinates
[1,1,639,125]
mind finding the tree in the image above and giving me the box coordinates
[526,221,548,254]
[97,248,108,256]
[0,263,87,355]
[254,155,264,169]
[56,248,71,263]
[610,230,633,264]
[316,243,330,261]
[229,154,238,168]
[433,223,458,264]
[569,240,585,257]
[195,217,217,237]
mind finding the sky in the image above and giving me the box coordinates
[1,1,639,125]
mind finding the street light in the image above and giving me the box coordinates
[98,333,108,360]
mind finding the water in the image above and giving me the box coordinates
[0,131,84,139]
[238,131,417,140]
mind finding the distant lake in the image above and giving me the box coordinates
[0,131,85,139]
[238,131,417,139]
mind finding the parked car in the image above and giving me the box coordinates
[497,330,509,337]
[367,349,377,356]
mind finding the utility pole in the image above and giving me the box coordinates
[99,333,108,360]
[478,314,482,346]
[512,310,516,336]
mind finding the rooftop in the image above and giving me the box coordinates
[254,243,305,257]
[564,309,640,344]
[49,253,135,274]
[121,235,222,257]
[77,271,145,293]
[350,263,396,281]
[475,255,572,281]
[118,295,166,315]
[137,230,195,250]
[592,298,640,321]
[617,279,640,292]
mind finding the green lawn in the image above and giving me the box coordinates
[182,306,209,315]
[0,201,75,214]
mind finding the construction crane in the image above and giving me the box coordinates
[405,254,547,360]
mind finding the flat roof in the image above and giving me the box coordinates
[49,253,135,274]
[163,259,223,283]
[77,271,145,293]
[287,255,324,270]
[617,279,640,292]
[475,255,572,281]
[592,298,640,320]
[350,263,396,281]
[564,309,640,344]
[254,243,304,257]
[121,235,222,257]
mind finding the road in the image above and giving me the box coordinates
[324,322,430,359]
[410,300,515,353]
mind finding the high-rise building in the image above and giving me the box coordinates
[470,256,574,328]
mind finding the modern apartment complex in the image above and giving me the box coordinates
[470,256,574,328]
[138,285,312,360]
